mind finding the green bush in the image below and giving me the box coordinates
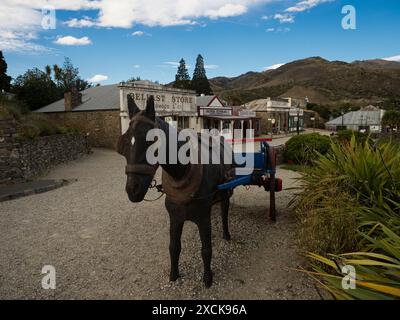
[0,97,29,120]
[18,124,40,140]
[293,137,400,256]
[293,137,400,299]
[285,133,331,165]
[336,129,368,144]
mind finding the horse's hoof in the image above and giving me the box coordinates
[223,233,231,241]
[203,272,213,288]
[170,272,180,282]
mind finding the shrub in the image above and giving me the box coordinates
[294,137,400,299]
[0,96,29,120]
[285,133,331,165]
[19,124,40,140]
[306,219,400,300]
[293,137,400,254]
[336,129,368,144]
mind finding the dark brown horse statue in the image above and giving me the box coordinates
[117,95,233,287]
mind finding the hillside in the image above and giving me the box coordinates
[209,57,400,107]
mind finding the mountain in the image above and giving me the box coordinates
[209,57,400,108]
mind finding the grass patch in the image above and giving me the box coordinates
[293,136,400,299]
[280,164,310,173]
[1,96,81,140]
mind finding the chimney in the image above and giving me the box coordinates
[64,87,82,111]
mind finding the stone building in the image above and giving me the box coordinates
[36,84,120,149]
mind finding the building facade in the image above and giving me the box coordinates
[245,97,304,134]
[325,106,385,132]
[119,81,198,133]
[36,82,264,150]
[35,84,121,149]
[197,95,260,138]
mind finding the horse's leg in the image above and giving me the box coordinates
[220,191,231,241]
[168,213,184,282]
[196,210,213,288]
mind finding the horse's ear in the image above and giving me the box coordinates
[145,95,155,120]
[127,94,140,119]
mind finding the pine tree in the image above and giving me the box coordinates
[173,58,191,89]
[191,54,212,95]
[0,51,12,92]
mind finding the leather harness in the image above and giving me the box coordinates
[124,114,159,176]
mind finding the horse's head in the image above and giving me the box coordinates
[117,95,158,202]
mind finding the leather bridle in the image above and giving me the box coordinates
[124,114,159,176]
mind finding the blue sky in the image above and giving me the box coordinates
[1,0,399,85]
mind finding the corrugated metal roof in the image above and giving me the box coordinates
[196,95,216,107]
[36,84,119,113]
[326,110,384,126]
[245,98,291,112]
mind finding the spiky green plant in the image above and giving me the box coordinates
[294,136,400,299]
[293,137,400,255]
[304,221,400,300]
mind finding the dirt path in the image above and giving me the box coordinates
[0,148,319,299]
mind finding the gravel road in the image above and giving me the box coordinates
[0,148,320,300]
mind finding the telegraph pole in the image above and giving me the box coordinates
[296,105,300,135]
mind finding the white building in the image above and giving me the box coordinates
[119,81,198,133]
[325,106,385,132]
[197,95,260,139]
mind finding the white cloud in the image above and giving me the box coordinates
[274,13,295,23]
[266,27,275,32]
[131,31,152,37]
[205,4,248,20]
[383,55,400,62]
[65,17,96,28]
[164,62,180,67]
[0,32,49,53]
[162,61,195,69]
[87,74,108,82]
[264,63,284,70]
[133,65,141,68]
[205,64,219,69]
[132,31,145,37]
[285,0,334,13]
[1,1,273,29]
[54,36,92,46]
[0,0,277,51]
[261,15,270,20]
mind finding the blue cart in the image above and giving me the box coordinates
[217,141,282,221]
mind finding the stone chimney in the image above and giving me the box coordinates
[64,87,82,111]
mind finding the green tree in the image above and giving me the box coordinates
[173,58,191,89]
[382,110,400,131]
[0,51,12,92]
[53,57,91,92]
[12,68,61,111]
[191,54,212,95]
[127,76,141,82]
[12,57,90,111]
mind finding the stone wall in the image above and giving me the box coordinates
[43,110,121,149]
[0,117,90,183]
